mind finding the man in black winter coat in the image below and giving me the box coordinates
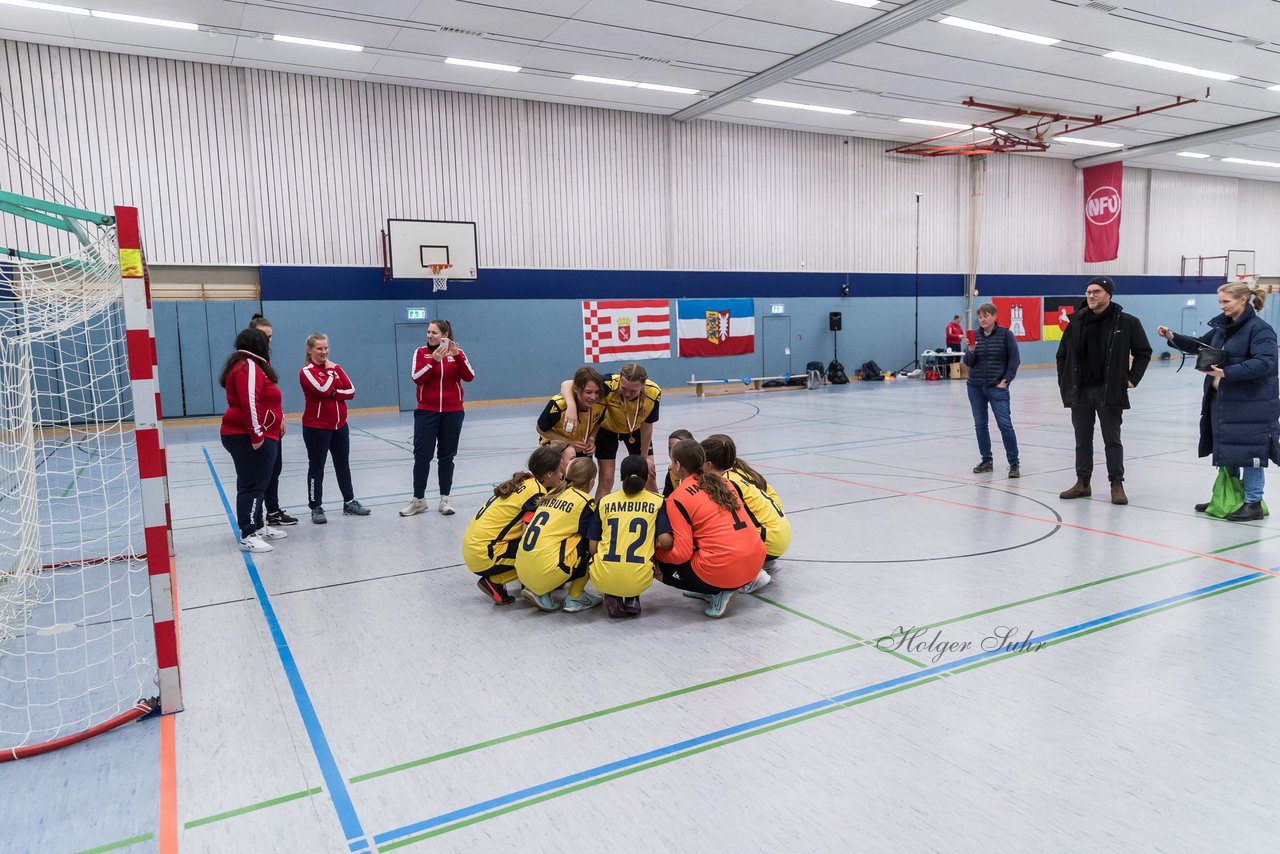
[1055,276,1153,505]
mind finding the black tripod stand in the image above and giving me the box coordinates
[899,192,922,374]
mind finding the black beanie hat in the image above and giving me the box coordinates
[1087,276,1115,295]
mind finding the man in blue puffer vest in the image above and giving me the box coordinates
[963,303,1021,478]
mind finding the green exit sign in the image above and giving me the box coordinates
[406,308,427,321]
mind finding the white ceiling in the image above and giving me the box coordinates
[3,0,1280,180]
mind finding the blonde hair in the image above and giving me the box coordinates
[544,457,597,502]
[1219,281,1266,312]
[305,332,328,365]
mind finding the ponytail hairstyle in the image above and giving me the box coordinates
[619,454,648,496]
[544,457,597,502]
[1219,280,1267,312]
[249,313,272,331]
[702,434,767,490]
[618,362,648,384]
[305,332,328,367]
[671,439,738,512]
[494,445,563,498]
[218,327,278,387]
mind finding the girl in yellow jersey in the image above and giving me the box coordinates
[464,445,564,605]
[516,457,600,613]
[589,454,667,618]
[701,434,789,594]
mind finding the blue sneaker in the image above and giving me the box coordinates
[682,591,713,601]
[562,591,602,613]
[520,588,560,612]
[703,589,738,619]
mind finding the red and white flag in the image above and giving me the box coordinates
[1083,163,1122,262]
[582,299,671,363]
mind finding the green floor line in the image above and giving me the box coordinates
[162,533,1278,838]
[61,463,91,497]
[348,640,866,784]
[750,593,927,668]
[75,833,153,854]
[874,532,1280,646]
[377,678,938,851]
[381,574,1269,848]
[184,787,324,829]
[949,575,1273,677]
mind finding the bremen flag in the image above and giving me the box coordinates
[582,299,671,363]
[677,299,755,357]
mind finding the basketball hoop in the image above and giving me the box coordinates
[429,263,452,293]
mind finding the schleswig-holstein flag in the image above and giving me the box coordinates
[677,299,755,357]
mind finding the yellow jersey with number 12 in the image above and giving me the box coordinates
[589,488,662,597]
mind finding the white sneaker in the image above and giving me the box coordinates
[399,497,428,517]
[740,567,772,594]
[238,534,273,553]
[438,496,455,516]
[258,526,287,541]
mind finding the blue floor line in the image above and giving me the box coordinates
[371,569,1268,845]
[202,447,369,850]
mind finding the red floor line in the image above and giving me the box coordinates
[759,462,1278,577]
[159,714,177,854]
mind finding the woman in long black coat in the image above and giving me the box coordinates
[1158,281,1280,521]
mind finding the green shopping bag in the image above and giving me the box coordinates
[1205,466,1270,518]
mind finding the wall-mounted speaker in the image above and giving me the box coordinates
[829,311,842,332]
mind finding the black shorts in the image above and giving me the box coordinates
[593,430,653,461]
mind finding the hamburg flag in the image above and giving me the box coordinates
[677,299,755,357]
[1042,296,1079,342]
[582,300,671,363]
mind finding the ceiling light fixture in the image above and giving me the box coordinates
[831,0,880,7]
[445,57,521,73]
[1103,51,1236,81]
[1175,152,1211,159]
[1053,136,1123,148]
[939,16,1059,46]
[637,82,700,94]
[1222,157,1280,168]
[571,75,697,94]
[1269,84,1280,92]
[899,118,973,130]
[90,10,198,30]
[751,98,855,116]
[0,0,89,14]
[273,34,363,52]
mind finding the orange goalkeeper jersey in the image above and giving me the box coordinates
[655,474,765,589]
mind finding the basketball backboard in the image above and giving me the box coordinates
[386,219,478,281]
[1226,249,1255,281]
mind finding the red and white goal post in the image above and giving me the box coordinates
[0,199,182,761]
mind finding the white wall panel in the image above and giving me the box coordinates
[2,39,1278,277]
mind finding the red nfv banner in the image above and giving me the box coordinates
[1083,163,1122,262]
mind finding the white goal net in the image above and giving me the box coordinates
[0,225,157,753]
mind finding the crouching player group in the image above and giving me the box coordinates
[461,422,790,620]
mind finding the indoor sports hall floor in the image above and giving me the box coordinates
[7,363,1279,853]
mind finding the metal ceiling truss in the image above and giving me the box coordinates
[887,95,1199,157]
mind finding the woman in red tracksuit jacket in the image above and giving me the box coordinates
[400,319,476,518]
[219,327,287,553]
[299,333,371,525]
